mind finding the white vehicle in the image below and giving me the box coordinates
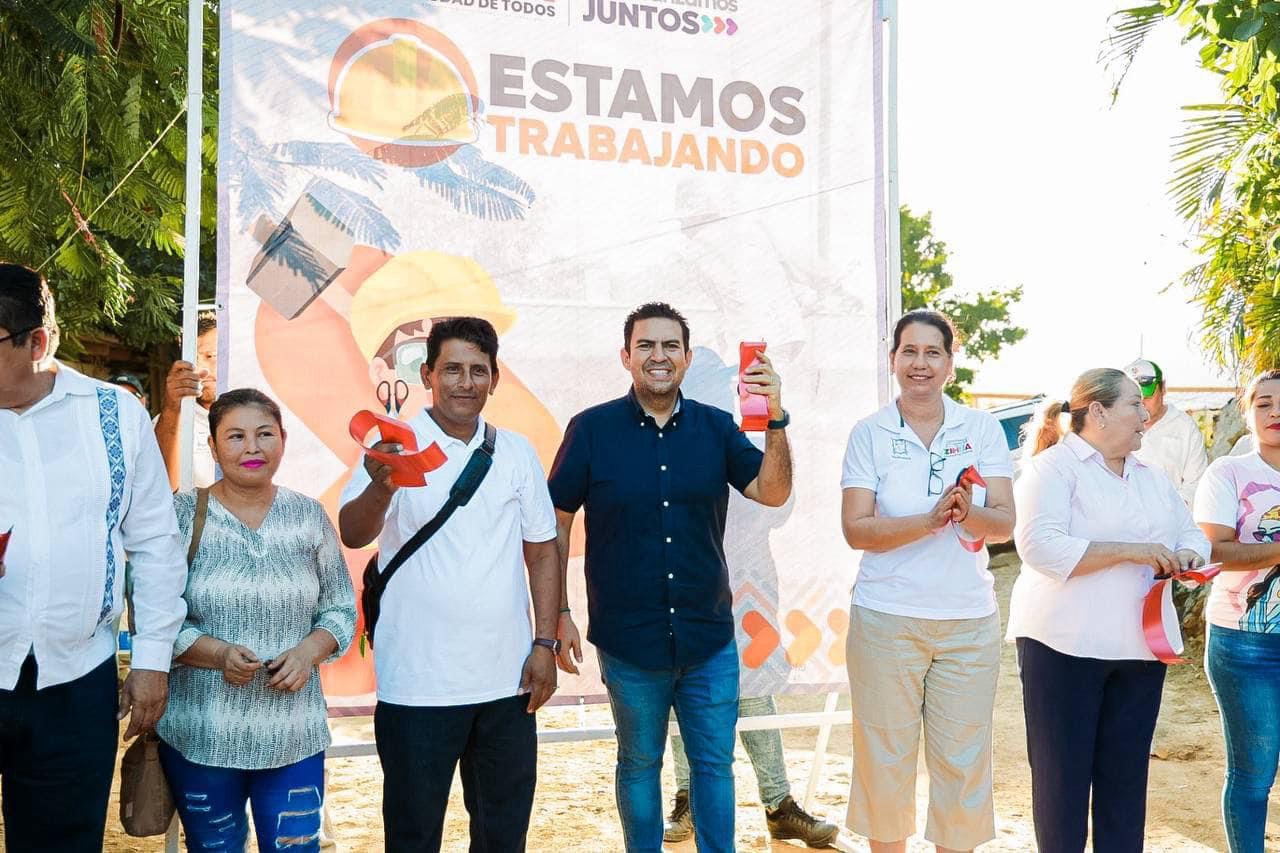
[987,394,1045,480]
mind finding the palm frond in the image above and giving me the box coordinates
[1100,4,1168,104]
[1169,103,1274,219]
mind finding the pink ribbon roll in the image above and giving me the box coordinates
[1142,563,1223,664]
[348,410,447,488]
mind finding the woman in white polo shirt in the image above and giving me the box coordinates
[840,309,1015,853]
[1011,367,1210,853]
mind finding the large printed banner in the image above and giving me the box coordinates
[218,0,886,707]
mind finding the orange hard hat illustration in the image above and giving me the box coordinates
[348,251,517,361]
[328,19,481,168]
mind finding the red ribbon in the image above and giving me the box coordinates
[738,341,770,432]
[0,526,10,563]
[953,466,988,553]
[348,410,447,488]
[1142,563,1223,664]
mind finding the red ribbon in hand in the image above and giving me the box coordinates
[0,527,10,563]
[1142,563,1222,664]
[738,341,770,432]
[348,411,447,488]
[953,466,987,553]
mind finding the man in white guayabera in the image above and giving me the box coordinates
[0,262,187,850]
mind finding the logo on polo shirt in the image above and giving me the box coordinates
[944,438,973,458]
[891,439,909,459]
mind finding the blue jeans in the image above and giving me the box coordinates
[1206,624,1280,853]
[672,695,789,810]
[599,640,740,853]
[158,742,324,852]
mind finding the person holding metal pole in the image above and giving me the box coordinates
[549,302,793,852]
[155,310,219,490]
[839,309,1015,853]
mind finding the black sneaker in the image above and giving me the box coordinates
[663,789,693,843]
[766,795,839,849]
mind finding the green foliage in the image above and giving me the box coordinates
[899,206,1027,401]
[0,1,217,350]
[1105,2,1280,375]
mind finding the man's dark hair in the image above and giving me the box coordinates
[209,388,284,437]
[623,302,690,351]
[197,310,217,338]
[0,263,56,348]
[425,317,500,375]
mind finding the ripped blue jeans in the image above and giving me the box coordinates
[158,742,324,852]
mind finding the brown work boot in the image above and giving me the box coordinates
[765,795,839,848]
[663,789,693,843]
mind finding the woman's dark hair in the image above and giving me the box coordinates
[0,263,57,348]
[892,309,956,354]
[425,316,499,375]
[208,388,284,437]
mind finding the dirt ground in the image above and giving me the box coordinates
[79,553,1280,850]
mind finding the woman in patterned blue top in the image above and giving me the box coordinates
[156,388,356,852]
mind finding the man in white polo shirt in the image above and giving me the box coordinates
[339,316,560,852]
[1124,358,1208,506]
[0,263,188,851]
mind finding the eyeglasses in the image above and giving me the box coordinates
[928,451,945,496]
[0,326,38,346]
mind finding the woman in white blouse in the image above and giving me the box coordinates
[841,309,1015,853]
[1011,367,1211,853]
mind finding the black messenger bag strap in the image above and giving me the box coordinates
[375,422,498,590]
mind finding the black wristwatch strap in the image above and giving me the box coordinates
[767,410,790,430]
[533,637,561,654]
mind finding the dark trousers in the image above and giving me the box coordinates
[0,655,119,853]
[375,694,537,853]
[1017,637,1166,853]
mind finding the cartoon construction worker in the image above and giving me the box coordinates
[253,248,567,695]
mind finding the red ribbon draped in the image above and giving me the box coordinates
[348,411,447,488]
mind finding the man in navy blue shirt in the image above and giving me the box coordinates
[548,302,792,852]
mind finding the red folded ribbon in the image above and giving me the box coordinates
[0,526,10,563]
[953,466,988,553]
[348,411,447,488]
[1142,563,1222,664]
[738,341,770,432]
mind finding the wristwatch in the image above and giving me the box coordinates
[533,637,562,655]
[767,410,791,430]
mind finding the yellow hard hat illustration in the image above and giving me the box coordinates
[349,252,517,360]
[329,32,478,148]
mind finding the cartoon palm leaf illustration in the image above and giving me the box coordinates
[449,144,536,204]
[302,178,401,250]
[412,154,533,223]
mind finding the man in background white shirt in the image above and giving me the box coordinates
[1125,358,1209,506]
[154,310,218,489]
[0,263,188,850]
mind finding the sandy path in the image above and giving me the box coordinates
[80,553,1280,850]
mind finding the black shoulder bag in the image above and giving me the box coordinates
[361,423,497,649]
